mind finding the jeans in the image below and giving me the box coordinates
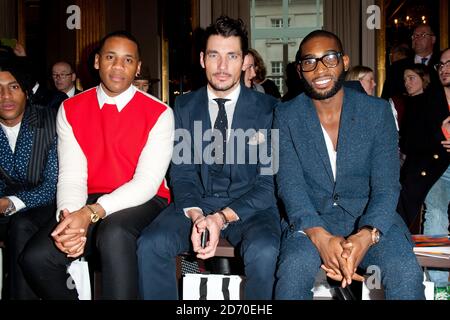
[423,165,450,285]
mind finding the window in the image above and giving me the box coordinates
[271,18,283,28]
[271,18,291,28]
[250,0,323,94]
[271,61,283,75]
[272,77,283,96]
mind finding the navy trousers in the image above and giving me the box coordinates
[137,201,281,300]
[275,222,425,300]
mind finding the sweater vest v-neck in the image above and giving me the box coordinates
[63,88,170,202]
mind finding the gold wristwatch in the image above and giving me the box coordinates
[86,205,100,223]
[361,226,380,246]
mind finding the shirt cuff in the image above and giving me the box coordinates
[7,196,26,213]
[96,198,113,217]
[183,207,203,219]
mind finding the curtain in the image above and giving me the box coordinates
[0,0,17,38]
[323,0,362,66]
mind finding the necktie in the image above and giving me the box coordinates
[213,98,230,165]
[421,57,428,65]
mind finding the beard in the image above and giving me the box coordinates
[300,70,346,100]
[208,72,238,92]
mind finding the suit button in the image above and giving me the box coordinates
[333,202,338,207]
[421,171,427,177]
[214,193,220,197]
[333,194,339,201]
[433,154,439,160]
[289,224,295,231]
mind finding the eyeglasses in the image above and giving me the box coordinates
[298,52,343,72]
[411,33,434,40]
[434,60,450,72]
[52,73,72,79]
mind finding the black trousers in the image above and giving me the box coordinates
[20,195,167,300]
[0,203,56,300]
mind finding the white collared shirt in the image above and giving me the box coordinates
[96,83,136,111]
[66,86,76,98]
[414,54,432,65]
[207,85,241,139]
[56,84,174,218]
[1,121,26,212]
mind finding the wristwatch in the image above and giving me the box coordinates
[3,198,16,216]
[361,226,380,246]
[86,205,100,223]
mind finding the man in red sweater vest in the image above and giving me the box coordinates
[21,31,174,300]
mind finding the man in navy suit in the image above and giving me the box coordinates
[137,16,280,300]
[274,30,425,300]
[0,59,58,299]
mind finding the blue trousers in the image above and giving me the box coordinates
[423,165,450,285]
[137,203,281,300]
[275,223,425,300]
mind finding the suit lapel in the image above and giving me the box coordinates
[302,98,335,184]
[0,127,14,171]
[230,87,258,132]
[191,88,211,189]
[229,87,258,182]
[335,89,356,183]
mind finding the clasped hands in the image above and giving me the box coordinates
[308,228,373,288]
[51,207,91,258]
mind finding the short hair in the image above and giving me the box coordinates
[98,30,141,58]
[405,63,431,90]
[441,47,450,59]
[202,16,248,56]
[413,24,435,36]
[248,48,267,81]
[296,30,344,62]
[345,65,374,81]
[52,61,75,73]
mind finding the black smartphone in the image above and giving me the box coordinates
[201,228,209,248]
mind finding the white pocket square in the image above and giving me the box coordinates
[248,131,266,145]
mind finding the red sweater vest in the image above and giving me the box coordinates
[64,88,171,202]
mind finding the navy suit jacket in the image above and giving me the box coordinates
[170,85,278,221]
[274,88,407,236]
[0,105,58,210]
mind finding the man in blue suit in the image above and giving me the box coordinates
[0,59,58,299]
[137,16,280,300]
[274,30,425,300]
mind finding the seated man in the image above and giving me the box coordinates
[0,59,58,299]
[20,31,174,300]
[274,30,425,300]
[137,16,281,300]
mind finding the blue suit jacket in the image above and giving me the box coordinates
[0,106,58,210]
[274,88,407,236]
[170,85,278,221]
